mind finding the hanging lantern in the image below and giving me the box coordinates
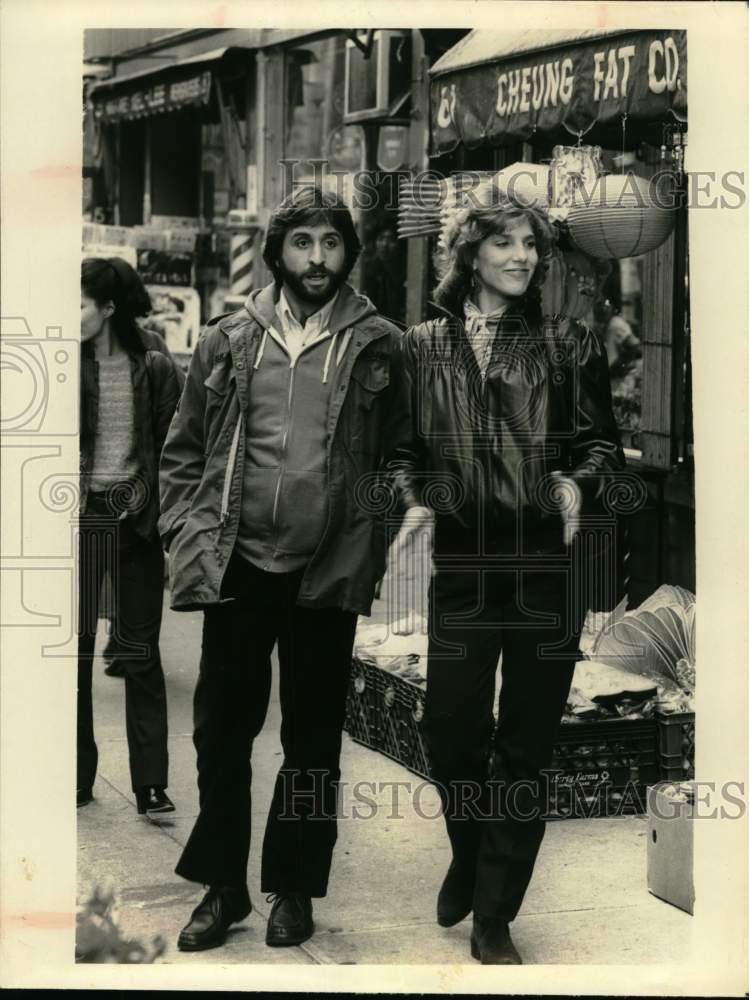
[566,173,676,259]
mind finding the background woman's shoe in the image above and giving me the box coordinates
[177,886,252,952]
[470,915,522,964]
[77,787,94,808]
[265,893,314,947]
[103,660,125,678]
[437,860,474,927]
[135,786,175,821]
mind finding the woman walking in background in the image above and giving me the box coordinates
[388,193,624,963]
[77,257,181,819]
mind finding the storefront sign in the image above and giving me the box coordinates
[92,71,212,124]
[377,125,408,172]
[431,30,687,154]
[137,250,194,288]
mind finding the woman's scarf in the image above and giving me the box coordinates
[463,298,507,379]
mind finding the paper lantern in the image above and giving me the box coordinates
[566,174,676,259]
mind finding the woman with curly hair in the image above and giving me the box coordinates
[78,257,182,819]
[388,192,624,964]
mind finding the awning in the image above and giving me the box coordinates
[88,46,253,124]
[430,28,687,155]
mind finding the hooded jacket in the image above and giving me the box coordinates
[158,282,407,614]
[387,302,627,607]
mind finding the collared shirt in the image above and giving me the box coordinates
[463,298,507,379]
[273,289,340,365]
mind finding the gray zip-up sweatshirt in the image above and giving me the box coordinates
[237,283,372,572]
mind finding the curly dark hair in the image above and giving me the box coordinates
[262,186,362,285]
[81,257,150,354]
[433,201,555,325]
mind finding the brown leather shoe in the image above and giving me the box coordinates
[265,893,314,947]
[437,860,474,927]
[177,886,252,952]
[470,915,522,964]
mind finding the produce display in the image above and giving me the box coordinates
[354,585,696,723]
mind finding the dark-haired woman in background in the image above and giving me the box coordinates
[78,257,181,819]
[388,197,624,964]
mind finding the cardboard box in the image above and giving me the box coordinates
[646,783,695,915]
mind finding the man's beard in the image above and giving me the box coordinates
[278,262,346,306]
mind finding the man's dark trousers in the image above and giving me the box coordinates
[175,554,357,897]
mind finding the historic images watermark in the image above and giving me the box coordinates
[273,774,746,823]
[1,316,81,653]
[277,158,746,214]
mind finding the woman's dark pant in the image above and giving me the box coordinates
[424,557,582,922]
[175,555,356,897]
[77,496,169,793]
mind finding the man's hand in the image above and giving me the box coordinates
[551,472,583,546]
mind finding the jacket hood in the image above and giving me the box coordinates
[243,281,378,335]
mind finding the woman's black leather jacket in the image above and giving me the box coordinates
[387,303,626,561]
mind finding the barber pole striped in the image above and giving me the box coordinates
[230,230,255,299]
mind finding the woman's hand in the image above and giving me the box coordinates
[389,505,433,570]
[551,472,583,546]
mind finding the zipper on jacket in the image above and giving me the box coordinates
[220,417,243,526]
[270,359,297,532]
[264,356,298,567]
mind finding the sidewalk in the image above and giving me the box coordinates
[77,589,692,966]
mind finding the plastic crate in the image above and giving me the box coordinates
[547,717,660,817]
[345,657,431,779]
[656,711,695,782]
[344,659,680,818]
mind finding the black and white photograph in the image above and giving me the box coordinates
[1,1,748,993]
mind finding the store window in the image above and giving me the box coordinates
[285,36,358,184]
[602,256,644,452]
[150,110,202,220]
[570,251,644,453]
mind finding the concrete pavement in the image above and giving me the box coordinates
[77,587,693,966]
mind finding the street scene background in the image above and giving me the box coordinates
[76,23,696,968]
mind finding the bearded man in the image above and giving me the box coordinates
[159,187,406,953]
